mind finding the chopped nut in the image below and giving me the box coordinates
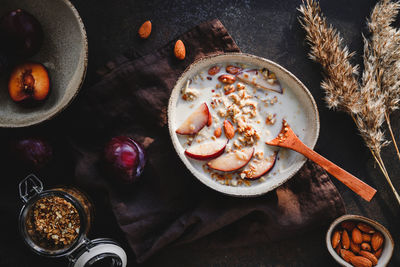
[236,82,245,90]
[224,84,235,95]
[266,114,277,125]
[217,108,226,117]
[255,151,264,160]
[212,115,219,123]
[230,93,240,104]
[214,127,222,138]
[233,140,241,149]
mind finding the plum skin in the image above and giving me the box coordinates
[0,9,44,58]
[104,136,146,184]
[12,138,53,169]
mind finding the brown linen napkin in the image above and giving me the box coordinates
[68,19,345,263]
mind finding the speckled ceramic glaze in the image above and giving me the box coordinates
[326,214,394,267]
[168,53,320,197]
[0,0,88,127]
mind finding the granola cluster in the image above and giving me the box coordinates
[181,80,200,101]
[27,196,80,249]
[212,82,261,146]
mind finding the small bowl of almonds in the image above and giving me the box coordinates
[326,215,394,267]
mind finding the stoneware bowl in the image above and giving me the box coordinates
[326,214,394,266]
[168,53,319,197]
[0,0,87,127]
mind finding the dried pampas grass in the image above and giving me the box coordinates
[359,36,389,157]
[298,0,360,114]
[298,0,400,204]
[367,0,400,161]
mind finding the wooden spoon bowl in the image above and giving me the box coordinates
[266,120,376,201]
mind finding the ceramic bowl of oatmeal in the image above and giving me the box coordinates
[168,53,319,196]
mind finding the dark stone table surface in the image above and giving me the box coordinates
[2,0,399,266]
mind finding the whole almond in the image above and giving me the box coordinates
[226,65,242,75]
[350,256,372,267]
[218,74,236,84]
[350,241,361,254]
[371,232,384,251]
[359,251,378,266]
[223,120,235,139]
[331,230,341,249]
[138,20,152,39]
[340,249,355,263]
[374,248,383,259]
[352,227,363,244]
[362,233,372,242]
[174,40,186,60]
[357,222,375,234]
[342,230,351,249]
[214,127,222,138]
[208,65,221,76]
[341,221,356,231]
[361,242,371,251]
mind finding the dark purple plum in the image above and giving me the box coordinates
[0,9,43,58]
[12,137,53,169]
[104,136,146,184]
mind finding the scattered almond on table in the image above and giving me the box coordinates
[138,20,152,39]
[174,39,186,60]
[331,220,385,267]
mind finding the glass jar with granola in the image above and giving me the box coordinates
[18,174,127,267]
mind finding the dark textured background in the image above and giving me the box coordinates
[1,0,399,266]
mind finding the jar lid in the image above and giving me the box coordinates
[68,238,127,267]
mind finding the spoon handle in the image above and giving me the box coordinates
[291,140,376,201]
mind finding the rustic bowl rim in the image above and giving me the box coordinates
[0,0,88,128]
[326,214,394,267]
[167,52,320,197]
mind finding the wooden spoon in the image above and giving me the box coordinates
[266,120,376,201]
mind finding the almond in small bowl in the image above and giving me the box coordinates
[326,215,394,267]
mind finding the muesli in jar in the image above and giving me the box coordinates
[26,195,80,250]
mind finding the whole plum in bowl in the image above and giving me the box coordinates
[0,9,44,58]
